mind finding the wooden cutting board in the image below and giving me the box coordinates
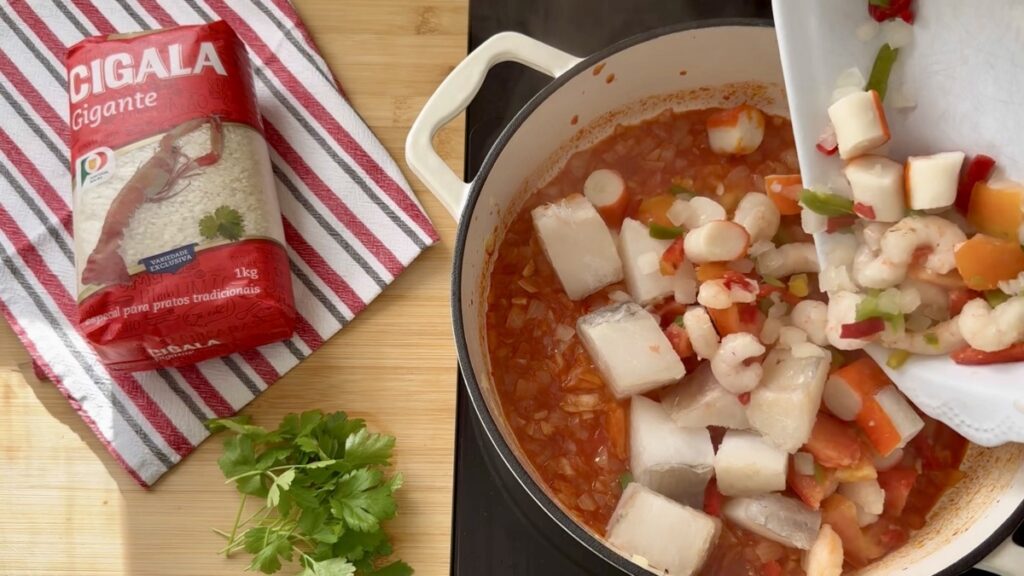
[0,0,466,574]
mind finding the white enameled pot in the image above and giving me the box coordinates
[406,23,1024,576]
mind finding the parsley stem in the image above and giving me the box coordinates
[224,493,247,557]
[223,461,338,484]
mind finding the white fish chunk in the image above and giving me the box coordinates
[532,193,623,300]
[661,363,749,430]
[577,302,685,398]
[714,430,788,497]
[608,483,721,576]
[619,217,674,304]
[747,349,829,452]
[722,494,822,550]
[631,395,714,508]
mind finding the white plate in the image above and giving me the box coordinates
[773,0,1024,446]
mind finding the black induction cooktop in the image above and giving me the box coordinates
[450,1,1005,574]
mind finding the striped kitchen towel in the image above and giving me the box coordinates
[0,0,438,486]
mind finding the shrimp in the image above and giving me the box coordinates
[683,306,720,359]
[711,332,766,394]
[791,300,828,346]
[733,192,781,243]
[697,278,756,309]
[853,216,966,290]
[879,317,964,355]
[756,242,820,278]
[959,296,1024,352]
[805,524,844,576]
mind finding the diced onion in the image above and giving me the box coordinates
[728,258,756,274]
[609,290,633,303]
[667,199,691,227]
[835,67,867,90]
[555,324,576,341]
[856,20,880,42]
[794,452,816,476]
[748,240,776,258]
[871,447,904,472]
[881,19,914,49]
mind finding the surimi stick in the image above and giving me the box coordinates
[823,358,924,456]
[583,168,630,227]
[827,90,890,160]
[706,104,766,156]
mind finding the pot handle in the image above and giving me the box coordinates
[976,537,1024,575]
[405,32,582,221]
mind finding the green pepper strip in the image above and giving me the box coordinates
[800,189,855,217]
[865,43,899,101]
[648,222,685,240]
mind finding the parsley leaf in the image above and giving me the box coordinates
[198,205,246,242]
[208,411,410,575]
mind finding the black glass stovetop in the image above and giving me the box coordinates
[451,1,1006,574]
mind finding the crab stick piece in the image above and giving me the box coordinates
[755,242,820,278]
[722,494,822,550]
[684,221,750,263]
[706,104,765,156]
[619,218,675,304]
[843,156,905,222]
[765,174,804,216]
[823,358,924,456]
[584,168,629,227]
[905,152,966,211]
[748,349,830,453]
[661,363,749,430]
[827,90,890,160]
[607,483,721,576]
[631,396,715,508]
[714,430,789,497]
[532,194,623,300]
[577,302,685,398]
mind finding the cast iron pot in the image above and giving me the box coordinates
[406,21,1024,575]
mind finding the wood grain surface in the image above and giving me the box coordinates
[0,1,467,574]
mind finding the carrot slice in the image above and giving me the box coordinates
[954,233,1024,291]
[804,413,863,468]
[635,194,677,227]
[764,174,803,215]
[967,180,1024,241]
[696,262,731,282]
[605,402,627,460]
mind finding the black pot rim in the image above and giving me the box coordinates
[449,18,1024,576]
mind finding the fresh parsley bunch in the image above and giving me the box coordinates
[207,411,411,576]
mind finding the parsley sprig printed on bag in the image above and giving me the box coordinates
[199,205,246,241]
[207,411,411,576]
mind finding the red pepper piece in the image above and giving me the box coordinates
[659,236,686,275]
[948,288,981,316]
[760,561,783,576]
[738,392,751,406]
[827,215,858,233]
[703,480,724,517]
[816,126,839,156]
[954,154,996,215]
[853,202,876,220]
[951,342,1024,365]
[840,317,885,339]
[869,0,912,22]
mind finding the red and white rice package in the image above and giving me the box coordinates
[68,21,296,371]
